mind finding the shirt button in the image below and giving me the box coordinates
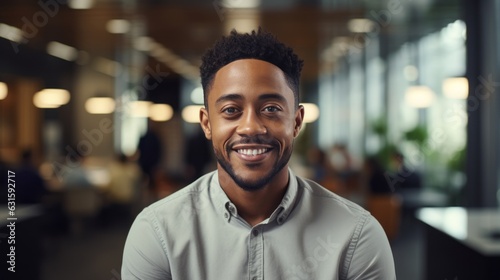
[277,217,284,224]
[252,229,259,237]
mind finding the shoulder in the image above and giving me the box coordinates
[296,175,369,217]
[143,171,215,220]
[123,172,216,265]
[294,176,396,279]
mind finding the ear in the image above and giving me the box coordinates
[293,105,305,137]
[200,107,212,140]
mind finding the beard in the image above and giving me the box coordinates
[213,136,293,192]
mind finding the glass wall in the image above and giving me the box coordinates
[318,11,467,204]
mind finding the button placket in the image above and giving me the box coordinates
[248,227,263,280]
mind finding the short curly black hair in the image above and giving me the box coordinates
[200,28,304,108]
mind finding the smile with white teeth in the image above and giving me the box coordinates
[237,148,268,156]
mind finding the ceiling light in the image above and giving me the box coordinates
[47,41,79,61]
[94,57,122,77]
[332,36,350,45]
[442,77,468,99]
[128,101,152,117]
[0,23,24,43]
[403,65,419,82]
[224,16,260,34]
[347,18,375,33]
[149,104,174,122]
[149,45,175,60]
[330,37,350,56]
[405,86,435,108]
[190,87,204,104]
[68,0,94,9]
[301,103,320,123]
[85,97,116,114]
[220,0,261,8]
[134,36,154,51]
[182,105,204,123]
[106,19,131,34]
[0,82,8,100]
[33,88,70,108]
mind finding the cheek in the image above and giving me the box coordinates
[276,126,296,147]
[210,123,233,147]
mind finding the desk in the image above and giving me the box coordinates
[416,207,500,279]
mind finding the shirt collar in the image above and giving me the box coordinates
[209,168,300,225]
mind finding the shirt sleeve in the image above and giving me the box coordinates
[344,215,396,280]
[121,207,172,280]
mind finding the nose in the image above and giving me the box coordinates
[236,110,267,136]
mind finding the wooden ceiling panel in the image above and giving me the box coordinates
[0,3,364,81]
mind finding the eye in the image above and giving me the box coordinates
[263,106,280,113]
[222,107,240,115]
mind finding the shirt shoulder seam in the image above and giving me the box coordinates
[340,211,370,280]
[144,206,171,258]
[297,176,368,214]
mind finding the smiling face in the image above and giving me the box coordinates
[200,59,304,191]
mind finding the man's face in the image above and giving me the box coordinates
[200,59,304,191]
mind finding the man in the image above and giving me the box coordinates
[122,29,396,280]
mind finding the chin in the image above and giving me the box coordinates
[232,174,272,192]
[215,146,291,191]
[231,163,288,192]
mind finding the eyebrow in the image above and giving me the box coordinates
[215,92,287,106]
[258,93,287,103]
[215,93,243,106]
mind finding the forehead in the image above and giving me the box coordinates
[207,59,293,105]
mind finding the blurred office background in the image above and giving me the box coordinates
[0,0,499,279]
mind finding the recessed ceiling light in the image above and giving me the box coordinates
[85,97,116,114]
[0,23,24,43]
[0,82,8,100]
[47,41,79,61]
[301,103,320,123]
[68,0,94,10]
[220,0,260,8]
[443,77,468,99]
[106,19,131,34]
[149,104,174,122]
[182,105,204,123]
[33,89,71,108]
[405,86,435,108]
[347,18,375,33]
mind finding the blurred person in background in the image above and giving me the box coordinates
[104,153,141,219]
[328,142,356,177]
[16,149,48,204]
[390,150,422,191]
[122,28,395,279]
[305,146,329,182]
[364,156,393,195]
[305,145,346,195]
[185,129,213,183]
[62,154,93,188]
[328,142,362,198]
[137,119,163,192]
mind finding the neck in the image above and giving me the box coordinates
[218,168,289,227]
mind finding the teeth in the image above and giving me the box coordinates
[238,149,267,156]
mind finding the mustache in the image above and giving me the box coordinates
[228,136,278,149]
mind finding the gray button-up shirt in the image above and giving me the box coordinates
[122,169,396,280]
